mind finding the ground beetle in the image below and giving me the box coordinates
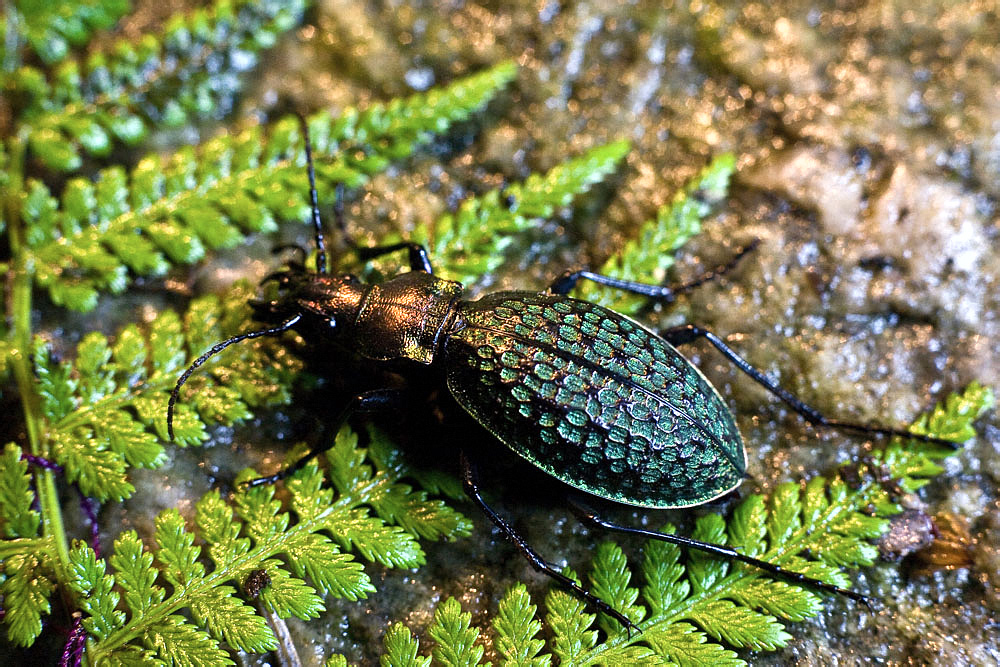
[168,123,960,633]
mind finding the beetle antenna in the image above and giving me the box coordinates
[300,116,327,275]
[167,315,302,441]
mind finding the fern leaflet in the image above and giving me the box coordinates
[67,426,470,664]
[23,62,517,311]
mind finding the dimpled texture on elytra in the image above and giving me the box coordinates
[444,291,747,508]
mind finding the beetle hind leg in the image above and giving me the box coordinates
[460,453,642,637]
[568,497,872,607]
[660,324,961,449]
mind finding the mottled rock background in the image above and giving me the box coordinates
[54,1,1000,665]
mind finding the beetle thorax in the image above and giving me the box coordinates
[351,271,464,364]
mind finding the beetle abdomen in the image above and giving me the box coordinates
[444,292,746,508]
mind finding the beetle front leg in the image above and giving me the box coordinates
[327,177,435,273]
[243,389,403,488]
[567,498,872,606]
[547,240,759,298]
[660,324,961,448]
[353,242,435,274]
[459,453,642,637]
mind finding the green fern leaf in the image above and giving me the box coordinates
[428,597,486,667]
[1,552,55,647]
[644,622,742,667]
[685,513,729,593]
[579,153,737,314]
[28,284,301,501]
[16,0,309,171]
[727,579,822,623]
[12,0,130,65]
[687,599,791,650]
[316,427,469,568]
[909,380,993,444]
[765,481,803,547]
[188,585,277,654]
[589,541,644,634]
[24,62,516,310]
[254,560,325,620]
[144,614,235,667]
[544,571,597,663]
[333,59,518,163]
[154,510,206,588]
[364,428,474,541]
[727,494,767,557]
[418,140,631,286]
[68,542,126,640]
[71,424,469,663]
[641,527,688,616]
[0,444,41,538]
[492,583,551,667]
[382,623,431,667]
[111,530,164,617]
[282,531,374,601]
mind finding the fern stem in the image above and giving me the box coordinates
[4,132,74,588]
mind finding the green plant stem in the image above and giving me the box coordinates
[3,133,73,585]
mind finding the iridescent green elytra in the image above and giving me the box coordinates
[444,292,745,508]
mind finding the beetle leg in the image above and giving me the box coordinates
[547,239,759,297]
[660,324,962,449]
[350,242,435,274]
[460,453,642,637]
[568,498,873,608]
[242,389,404,488]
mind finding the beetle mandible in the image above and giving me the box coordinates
[167,121,960,633]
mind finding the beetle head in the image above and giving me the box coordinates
[251,268,365,339]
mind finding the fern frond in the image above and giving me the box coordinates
[30,282,301,501]
[68,425,469,664]
[428,598,486,667]
[1,551,56,647]
[492,584,550,667]
[14,0,308,171]
[0,443,58,648]
[382,623,430,667]
[579,152,737,314]
[415,139,631,286]
[0,444,41,539]
[23,62,516,311]
[9,0,130,65]
[382,383,991,665]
